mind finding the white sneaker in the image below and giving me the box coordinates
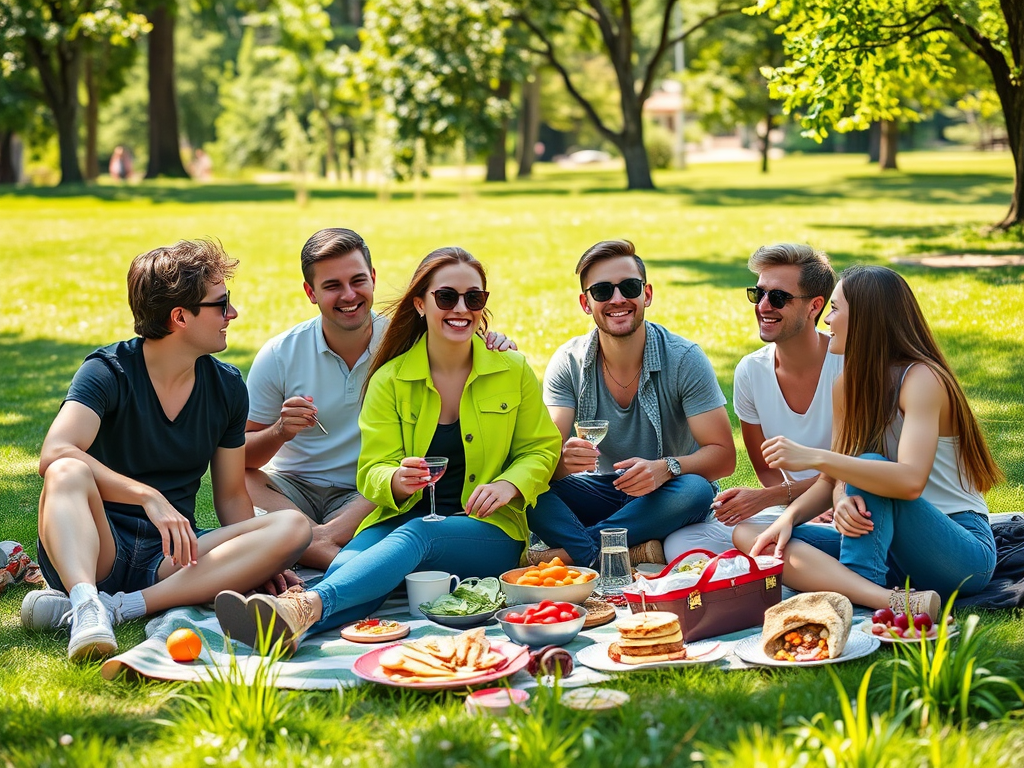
[21,589,72,631]
[22,589,127,631]
[67,595,118,661]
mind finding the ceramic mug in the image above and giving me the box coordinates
[406,570,461,617]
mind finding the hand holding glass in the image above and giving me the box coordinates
[421,456,449,522]
[574,420,609,475]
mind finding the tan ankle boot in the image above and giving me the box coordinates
[247,587,319,654]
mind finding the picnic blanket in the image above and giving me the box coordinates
[100,596,873,690]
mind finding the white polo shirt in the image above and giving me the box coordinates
[732,335,844,481]
[246,313,387,488]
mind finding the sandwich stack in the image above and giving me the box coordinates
[608,611,688,665]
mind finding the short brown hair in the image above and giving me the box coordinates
[748,243,836,323]
[127,239,238,339]
[575,239,647,290]
[300,228,372,284]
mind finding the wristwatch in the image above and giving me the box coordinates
[665,456,682,476]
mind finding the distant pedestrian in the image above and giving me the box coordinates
[108,146,132,181]
[192,149,213,181]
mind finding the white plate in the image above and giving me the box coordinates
[734,630,880,667]
[575,640,727,672]
[855,620,959,644]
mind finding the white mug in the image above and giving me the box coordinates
[406,570,460,617]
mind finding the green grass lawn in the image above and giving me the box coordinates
[2,152,1024,767]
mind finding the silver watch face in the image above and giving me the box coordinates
[666,457,682,476]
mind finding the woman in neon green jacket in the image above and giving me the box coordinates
[222,246,561,648]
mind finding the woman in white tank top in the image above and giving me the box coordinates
[733,266,1002,615]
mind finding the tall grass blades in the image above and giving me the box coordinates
[886,594,1024,729]
[158,619,298,751]
[491,682,597,768]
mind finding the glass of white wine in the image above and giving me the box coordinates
[574,419,609,475]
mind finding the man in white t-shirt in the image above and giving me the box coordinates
[665,243,839,559]
[245,229,515,569]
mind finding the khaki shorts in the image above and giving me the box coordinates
[262,470,363,525]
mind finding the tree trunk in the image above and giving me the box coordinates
[319,108,340,181]
[485,79,512,182]
[0,131,15,184]
[879,120,899,170]
[517,73,540,178]
[26,38,84,184]
[868,122,881,163]
[760,110,773,174]
[620,109,654,190]
[84,54,100,181]
[145,2,189,178]
[347,129,357,182]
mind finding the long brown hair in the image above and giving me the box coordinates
[835,265,1002,493]
[363,247,491,395]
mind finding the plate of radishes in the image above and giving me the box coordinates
[858,607,957,643]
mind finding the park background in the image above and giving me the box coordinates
[3,1,1024,766]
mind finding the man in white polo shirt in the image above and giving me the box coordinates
[245,229,515,569]
[665,243,840,559]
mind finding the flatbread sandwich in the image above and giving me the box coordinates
[761,592,853,662]
[608,611,688,665]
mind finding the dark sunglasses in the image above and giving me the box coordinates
[195,290,231,318]
[431,288,489,311]
[746,286,814,310]
[584,278,645,302]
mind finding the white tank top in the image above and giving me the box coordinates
[882,365,988,517]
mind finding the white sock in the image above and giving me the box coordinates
[103,591,147,622]
[69,583,99,610]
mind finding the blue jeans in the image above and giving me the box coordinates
[790,454,996,599]
[309,512,522,632]
[527,472,715,567]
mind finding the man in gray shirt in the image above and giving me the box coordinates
[527,239,735,567]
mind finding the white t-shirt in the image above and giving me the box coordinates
[246,313,387,488]
[732,335,844,481]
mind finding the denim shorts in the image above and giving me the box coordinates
[37,508,207,595]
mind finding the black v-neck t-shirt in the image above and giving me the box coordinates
[64,337,247,530]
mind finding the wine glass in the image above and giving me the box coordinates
[421,456,449,522]
[574,420,609,475]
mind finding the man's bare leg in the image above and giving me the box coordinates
[245,468,374,570]
[37,458,119,589]
[142,511,311,613]
[732,523,892,610]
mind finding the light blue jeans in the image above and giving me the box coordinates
[527,472,715,567]
[790,454,996,599]
[308,511,522,632]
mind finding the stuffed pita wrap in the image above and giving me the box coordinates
[761,592,853,662]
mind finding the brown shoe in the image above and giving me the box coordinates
[889,588,941,620]
[247,586,319,654]
[628,539,666,565]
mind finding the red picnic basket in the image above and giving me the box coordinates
[624,548,784,642]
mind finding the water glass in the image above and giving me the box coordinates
[598,527,632,595]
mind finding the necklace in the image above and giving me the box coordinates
[602,358,642,390]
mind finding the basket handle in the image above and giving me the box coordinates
[693,548,761,589]
[655,548,720,579]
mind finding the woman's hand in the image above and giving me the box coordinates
[713,486,775,526]
[749,517,793,560]
[833,494,873,537]
[761,436,820,473]
[390,456,430,502]
[465,480,520,518]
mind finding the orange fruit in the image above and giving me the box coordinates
[166,628,202,662]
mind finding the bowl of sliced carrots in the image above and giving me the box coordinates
[499,557,599,606]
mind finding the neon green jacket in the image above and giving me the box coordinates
[356,334,562,544]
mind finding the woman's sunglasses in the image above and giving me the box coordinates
[746,286,814,310]
[431,288,489,311]
[584,278,645,302]
[195,290,231,318]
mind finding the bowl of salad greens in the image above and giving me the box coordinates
[419,577,507,628]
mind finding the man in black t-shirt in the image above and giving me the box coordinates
[21,240,312,661]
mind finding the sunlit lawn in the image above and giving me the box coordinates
[2,152,1023,766]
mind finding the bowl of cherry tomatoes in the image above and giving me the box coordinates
[496,601,589,647]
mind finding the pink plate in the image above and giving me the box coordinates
[352,639,531,690]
